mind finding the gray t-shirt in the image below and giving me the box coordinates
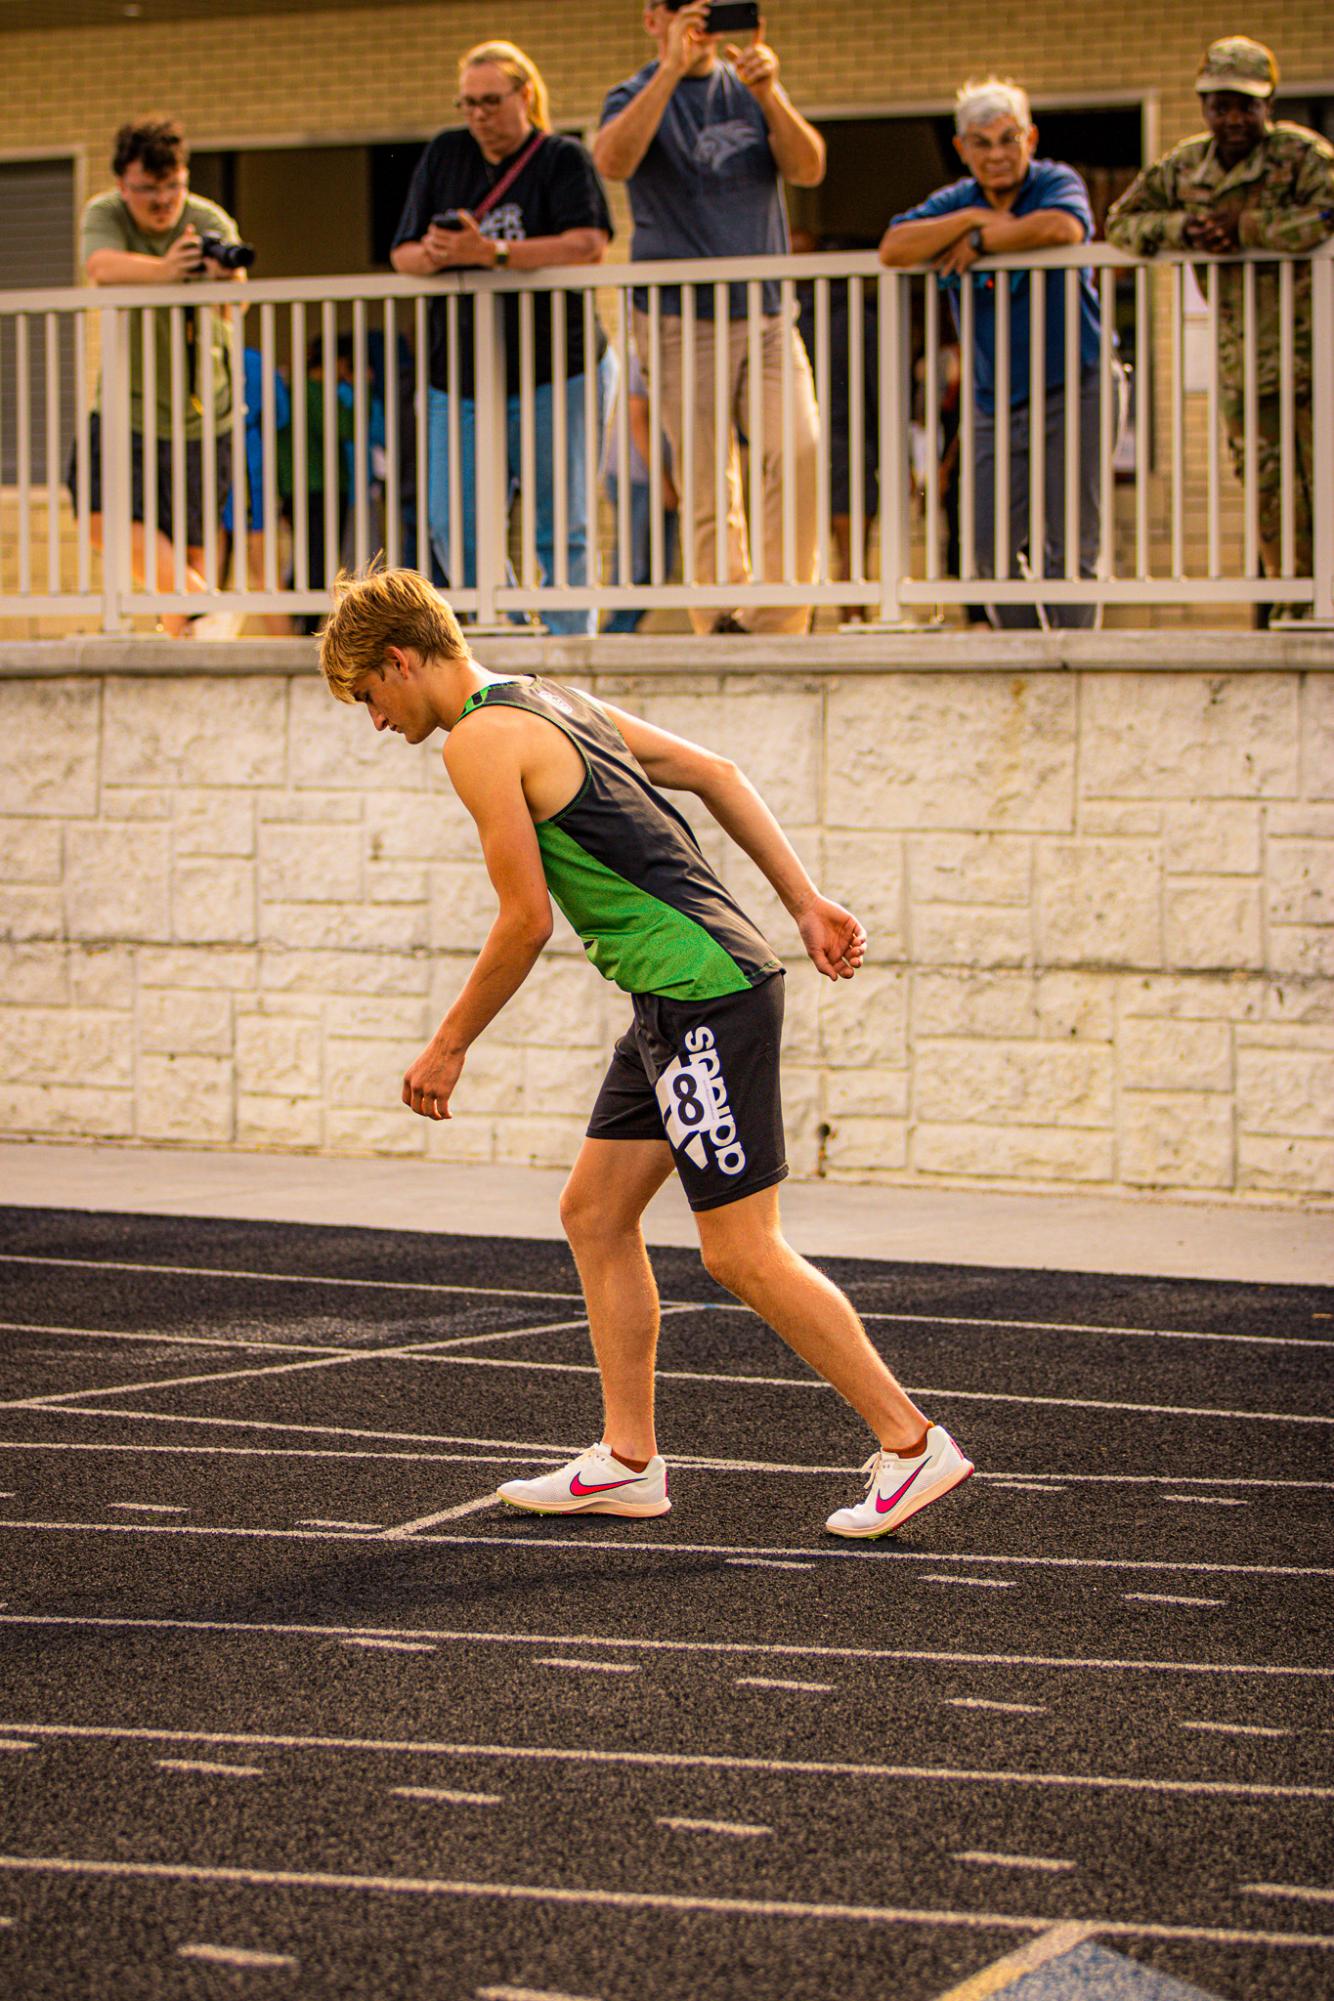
[599,59,788,317]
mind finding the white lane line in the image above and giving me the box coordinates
[946,1699,1047,1715]
[1124,1593,1226,1608]
[19,1412,1334,1491]
[1160,1495,1249,1507]
[11,1254,1326,1349]
[0,1321,332,1357]
[953,1852,1076,1873]
[0,1741,37,1753]
[107,1502,186,1514]
[2,1519,1324,1581]
[379,1495,500,1537]
[178,1942,297,1969]
[0,1315,598,1414]
[735,1676,833,1694]
[924,1576,1015,1589]
[4,1616,1327,1681]
[1,1722,1327,1803]
[1179,1721,1293,1740]
[476,1987,602,2001]
[0,1854,1327,1952]
[1241,1882,1334,1907]
[987,1482,1067,1493]
[340,1637,437,1655]
[930,1922,1103,2001]
[157,1758,264,1778]
[657,1816,771,1839]
[726,1558,814,1571]
[538,1659,639,1676]
[297,1519,385,1531]
[391,1787,502,1807]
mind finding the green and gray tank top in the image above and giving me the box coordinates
[456,677,783,1001]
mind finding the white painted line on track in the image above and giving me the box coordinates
[946,1699,1046,1715]
[1179,1721,1292,1739]
[1160,1495,1249,1507]
[0,1254,588,1307]
[735,1676,833,1694]
[953,1852,1075,1873]
[391,1787,501,1806]
[379,1495,500,1536]
[855,1310,1334,1352]
[986,1482,1067,1493]
[726,1558,814,1571]
[929,1923,1103,2001]
[157,1758,264,1778]
[1241,1882,1334,1907]
[178,1942,297,1970]
[538,1658,639,1675]
[4,1616,1327,1680]
[20,1412,1334,1490]
[924,1576,1015,1589]
[6,1518,1318,1581]
[1124,1593,1226,1608]
[0,1741,36,1753]
[1,1722,1326,1802]
[476,1987,602,2001]
[297,1519,384,1531]
[340,1637,437,1654]
[0,1854,1326,1952]
[0,1321,332,1357]
[108,1501,186,1514]
[657,1816,771,1838]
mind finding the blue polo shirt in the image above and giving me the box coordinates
[891,161,1102,412]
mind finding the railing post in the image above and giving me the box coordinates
[872,265,913,629]
[98,304,131,633]
[472,284,510,632]
[1311,243,1334,625]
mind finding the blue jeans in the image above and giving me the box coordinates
[427,350,613,636]
[602,475,681,634]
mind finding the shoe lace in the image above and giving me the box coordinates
[858,1450,887,1495]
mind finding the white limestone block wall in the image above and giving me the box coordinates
[0,657,1331,1201]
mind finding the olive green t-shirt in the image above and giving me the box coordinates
[81,191,240,438]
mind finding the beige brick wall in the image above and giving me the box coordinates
[2,653,1331,1200]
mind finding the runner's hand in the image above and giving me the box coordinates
[797,896,866,981]
[402,1040,465,1119]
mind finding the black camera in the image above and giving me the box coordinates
[195,232,256,271]
[664,0,760,25]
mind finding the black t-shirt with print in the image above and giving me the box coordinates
[392,128,613,397]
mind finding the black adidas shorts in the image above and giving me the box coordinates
[587,972,787,1212]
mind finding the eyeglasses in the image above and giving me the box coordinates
[123,174,188,197]
[454,88,521,113]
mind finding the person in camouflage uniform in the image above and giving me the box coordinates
[1107,37,1334,611]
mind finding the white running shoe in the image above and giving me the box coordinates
[825,1425,973,1538]
[497,1444,671,1518]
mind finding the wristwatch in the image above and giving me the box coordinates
[493,241,510,269]
[968,227,985,255]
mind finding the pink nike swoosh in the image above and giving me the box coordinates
[570,1473,642,1496]
[875,1462,927,1515]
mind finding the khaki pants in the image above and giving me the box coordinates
[636,308,819,635]
[1222,391,1314,588]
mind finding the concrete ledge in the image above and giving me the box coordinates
[1,629,1332,677]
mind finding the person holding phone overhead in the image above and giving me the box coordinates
[595,3,824,634]
[391,41,613,634]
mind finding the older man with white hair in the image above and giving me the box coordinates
[880,78,1120,628]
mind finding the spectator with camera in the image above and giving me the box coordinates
[595,2,824,635]
[391,40,612,636]
[71,116,249,637]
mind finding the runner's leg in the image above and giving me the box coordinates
[694,1183,929,1453]
[559,1134,677,1464]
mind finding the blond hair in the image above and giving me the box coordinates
[319,567,468,702]
[460,40,551,130]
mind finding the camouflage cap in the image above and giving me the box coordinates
[1195,36,1278,98]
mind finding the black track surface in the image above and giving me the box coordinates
[0,1204,1331,2001]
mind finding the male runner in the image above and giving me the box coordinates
[319,567,973,1537]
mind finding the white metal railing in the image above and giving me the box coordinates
[0,242,1330,631]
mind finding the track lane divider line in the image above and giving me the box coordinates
[380,1495,501,1534]
[927,1921,1102,2000]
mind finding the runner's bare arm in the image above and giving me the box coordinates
[399,730,554,1119]
[601,702,865,980]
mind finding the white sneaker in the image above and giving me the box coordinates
[825,1425,973,1538]
[497,1444,671,1519]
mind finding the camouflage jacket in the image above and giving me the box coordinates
[1106,123,1334,395]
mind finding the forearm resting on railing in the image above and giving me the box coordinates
[977,210,1085,251]
[878,210,988,264]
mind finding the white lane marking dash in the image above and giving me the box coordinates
[476,1986,603,2001]
[0,1914,13,1926]
[925,1575,1015,1589]
[1125,1593,1225,1608]
[380,1496,500,1537]
[178,1942,297,1968]
[0,1741,37,1754]
[987,1483,1067,1494]
[726,1558,814,1571]
[108,1502,186,1514]
[946,1699,1047,1715]
[298,1518,385,1531]
[1178,1720,1292,1739]
[954,1851,1076,1873]
[537,1658,638,1675]
[735,1676,833,1694]
[157,1759,264,1778]
[657,1816,771,1838]
[340,1637,437,1654]
[1241,1882,1334,1907]
[392,1787,501,1806]
[1161,1495,1249,1507]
